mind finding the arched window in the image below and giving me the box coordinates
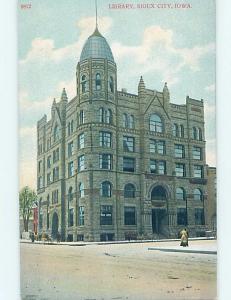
[109,76,114,93]
[96,73,101,90]
[81,75,87,93]
[180,125,184,138]
[68,122,71,136]
[176,187,185,201]
[79,110,85,125]
[68,187,73,202]
[129,115,134,129]
[194,188,203,201]
[71,120,74,133]
[101,181,112,197]
[173,123,179,137]
[150,114,163,132]
[123,113,129,128]
[54,124,59,141]
[193,127,198,140]
[99,108,104,123]
[124,183,136,198]
[79,183,84,198]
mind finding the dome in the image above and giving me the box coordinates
[80,27,114,63]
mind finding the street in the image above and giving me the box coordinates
[20,240,216,300]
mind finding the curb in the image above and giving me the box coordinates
[148,247,217,255]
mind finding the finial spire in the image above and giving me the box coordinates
[95,0,98,28]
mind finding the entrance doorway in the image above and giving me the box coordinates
[51,212,59,239]
[152,209,166,234]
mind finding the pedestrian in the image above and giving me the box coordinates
[56,232,61,243]
[180,227,189,247]
[31,232,35,243]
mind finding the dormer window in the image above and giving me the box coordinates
[96,73,101,90]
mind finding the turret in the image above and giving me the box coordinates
[163,82,170,108]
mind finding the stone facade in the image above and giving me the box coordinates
[37,26,211,242]
[206,166,217,233]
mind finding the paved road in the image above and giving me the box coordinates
[20,240,217,300]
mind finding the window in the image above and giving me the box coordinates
[79,110,85,125]
[38,161,42,173]
[193,127,197,140]
[67,121,74,136]
[175,144,185,158]
[198,128,202,141]
[124,184,136,198]
[52,190,58,204]
[193,146,202,160]
[100,205,113,225]
[129,115,134,129]
[194,189,203,201]
[193,165,203,178]
[193,127,203,141]
[68,161,74,177]
[100,181,112,197]
[123,136,135,152]
[53,148,59,163]
[47,156,51,169]
[47,138,51,150]
[68,187,73,202]
[54,124,59,142]
[53,167,59,181]
[78,133,84,149]
[123,114,129,128]
[81,75,87,93]
[150,160,166,174]
[175,163,186,177]
[123,157,135,172]
[180,125,184,138]
[99,108,112,124]
[96,73,101,90]
[173,123,179,137]
[195,208,205,225]
[79,183,84,198]
[68,141,74,157]
[47,173,51,185]
[150,114,163,132]
[176,187,185,201]
[150,140,165,155]
[78,155,85,171]
[124,207,136,225]
[78,206,84,226]
[99,154,112,170]
[109,76,114,93]
[69,208,74,227]
[177,208,187,225]
[38,176,43,189]
[100,131,112,148]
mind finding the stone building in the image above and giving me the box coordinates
[37,25,211,242]
[206,166,217,234]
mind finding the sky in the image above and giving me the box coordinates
[18,0,216,189]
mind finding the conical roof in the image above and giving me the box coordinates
[80,27,114,62]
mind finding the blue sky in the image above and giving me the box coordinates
[19,0,216,189]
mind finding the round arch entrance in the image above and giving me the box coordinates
[51,212,59,239]
[151,185,168,234]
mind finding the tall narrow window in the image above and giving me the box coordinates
[78,206,84,226]
[54,124,59,142]
[123,113,129,128]
[198,128,203,141]
[173,123,179,137]
[68,161,74,177]
[109,76,114,93]
[68,141,74,157]
[105,109,112,124]
[124,207,136,225]
[129,115,134,129]
[177,208,187,225]
[79,183,84,198]
[81,75,87,93]
[78,155,85,171]
[193,146,202,160]
[79,110,85,125]
[96,73,101,90]
[180,125,184,137]
[68,187,73,202]
[193,127,198,140]
[78,133,84,149]
[150,114,163,132]
[68,208,74,227]
[195,208,205,225]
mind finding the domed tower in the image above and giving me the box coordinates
[75,25,118,242]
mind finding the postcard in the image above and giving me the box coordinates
[19,1,216,299]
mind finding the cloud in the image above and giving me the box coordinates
[111,26,215,86]
[205,84,215,92]
[19,16,113,65]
